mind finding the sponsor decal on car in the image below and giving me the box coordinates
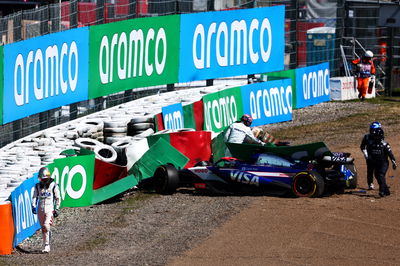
[230,171,259,186]
[193,168,209,174]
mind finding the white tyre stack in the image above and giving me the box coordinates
[103,119,129,145]
[80,119,105,142]
[74,138,102,151]
[127,116,155,137]
[110,140,133,166]
[74,138,117,164]
[94,145,118,164]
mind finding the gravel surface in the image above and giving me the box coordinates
[266,101,377,129]
[0,100,386,266]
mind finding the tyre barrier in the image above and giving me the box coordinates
[74,138,103,151]
[111,140,132,166]
[103,119,129,145]
[80,119,104,141]
[127,117,155,137]
[134,128,154,138]
[94,145,118,163]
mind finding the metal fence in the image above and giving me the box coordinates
[0,0,399,147]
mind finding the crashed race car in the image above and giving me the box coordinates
[152,142,357,197]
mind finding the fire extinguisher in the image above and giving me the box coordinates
[368,75,375,94]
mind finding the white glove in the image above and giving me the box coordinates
[363,150,368,160]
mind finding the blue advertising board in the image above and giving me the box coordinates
[3,27,89,124]
[241,79,292,126]
[162,102,184,130]
[295,62,330,108]
[179,6,285,82]
[10,174,40,247]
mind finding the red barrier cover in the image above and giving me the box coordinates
[193,100,204,131]
[169,131,212,168]
[0,202,14,255]
[93,159,128,190]
[155,113,164,132]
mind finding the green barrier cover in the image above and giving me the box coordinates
[202,86,244,134]
[91,174,137,205]
[48,153,95,208]
[129,138,188,182]
[183,103,196,130]
[211,129,228,163]
[226,141,332,162]
[262,69,297,108]
[0,46,3,125]
[146,133,169,147]
[88,15,180,99]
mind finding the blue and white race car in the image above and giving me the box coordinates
[153,152,357,198]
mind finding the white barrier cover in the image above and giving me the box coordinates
[330,77,375,100]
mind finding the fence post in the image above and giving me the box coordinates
[69,0,79,121]
[387,27,394,96]
[13,12,22,42]
[50,3,60,33]
[167,84,175,91]
[128,0,136,19]
[39,5,50,131]
[97,0,105,24]
[289,0,298,69]
[70,0,78,29]
[334,0,345,77]
[40,6,49,36]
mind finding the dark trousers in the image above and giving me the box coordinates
[367,160,389,193]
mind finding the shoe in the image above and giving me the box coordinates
[361,96,365,102]
[379,192,385,197]
[368,184,375,190]
[385,190,391,196]
[42,245,50,253]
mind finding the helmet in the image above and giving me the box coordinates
[38,167,51,180]
[240,114,253,127]
[369,121,381,134]
[371,127,384,141]
[364,50,373,58]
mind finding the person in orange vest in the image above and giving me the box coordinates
[352,50,376,101]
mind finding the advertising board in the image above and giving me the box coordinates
[240,79,292,126]
[202,86,243,133]
[179,6,285,82]
[3,28,89,123]
[88,15,180,98]
[295,62,330,108]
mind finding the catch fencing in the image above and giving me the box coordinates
[0,0,399,147]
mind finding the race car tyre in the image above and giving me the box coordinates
[153,164,179,195]
[345,164,358,189]
[292,171,325,198]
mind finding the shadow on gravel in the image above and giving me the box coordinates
[344,189,383,199]
[15,246,42,254]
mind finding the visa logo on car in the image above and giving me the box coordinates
[230,171,259,186]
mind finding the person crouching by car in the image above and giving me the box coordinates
[224,114,266,156]
[360,123,397,197]
[225,114,266,146]
[32,167,61,253]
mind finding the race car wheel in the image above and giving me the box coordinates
[292,171,325,198]
[154,164,179,195]
[345,164,358,189]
